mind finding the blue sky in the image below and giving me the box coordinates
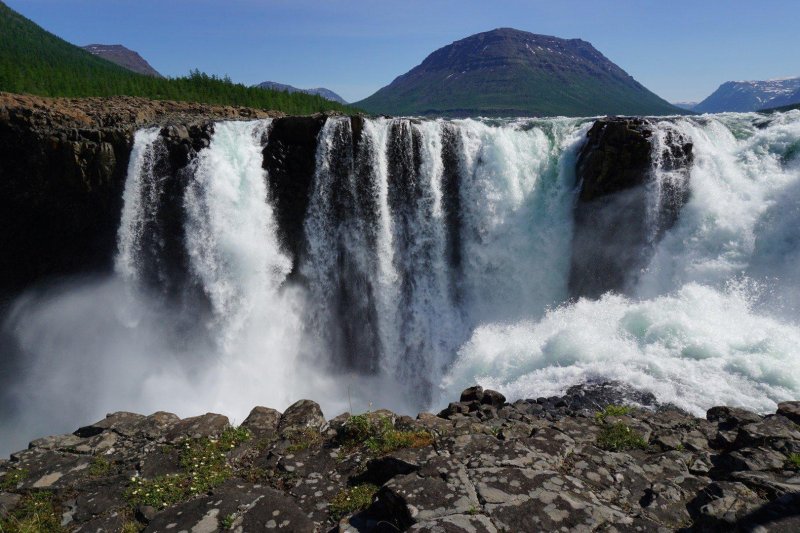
[6,0,799,103]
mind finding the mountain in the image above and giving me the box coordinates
[355,28,682,117]
[694,77,800,113]
[0,1,352,114]
[672,101,698,111]
[764,85,800,110]
[255,81,347,104]
[82,44,161,77]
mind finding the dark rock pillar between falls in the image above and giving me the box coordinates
[569,118,693,299]
[262,116,327,270]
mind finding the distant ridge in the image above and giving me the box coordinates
[672,101,698,111]
[694,77,800,113]
[82,44,161,77]
[356,28,682,117]
[255,81,347,104]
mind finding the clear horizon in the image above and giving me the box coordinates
[5,0,800,103]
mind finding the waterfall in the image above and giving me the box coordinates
[443,111,800,415]
[3,111,800,455]
[115,127,166,284]
[301,117,587,398]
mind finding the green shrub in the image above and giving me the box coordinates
[597,422,648,451]
[329,484,379,519]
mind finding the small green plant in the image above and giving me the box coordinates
[0,491,65,533]
[286,428,322,452]
[329,484,379,519]
[787,453,800,470]
[595,404,632,422]
[219,512,237,529]
[339,415,433,455]
[120,520,141,533]
[0,467,28,491]
[342,414,373,443]
[596,422,648,452]
[88,456,112,477]
[125,426,250,509]
[467,506,479,515]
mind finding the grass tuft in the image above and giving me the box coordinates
[597,422,648,452]
[0,491,65,533]
[0,467,28,491]
[787,453,800,470]
[339,415,433,455]
[329,484,379,519]
[88,456,112,477]
[285,428,322,453]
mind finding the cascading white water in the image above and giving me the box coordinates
[442,110,800,415]
[116,127,164,282]
[183,120,293,347]
[3,111,800,455]
[301,117,588,396]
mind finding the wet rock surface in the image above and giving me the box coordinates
[569,117,694,298]
[1,383,798,532]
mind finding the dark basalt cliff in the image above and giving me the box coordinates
[1,384,798,532]
[569,118,694,298]
[0,93,275,299]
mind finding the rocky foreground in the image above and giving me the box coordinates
[1,384,799,532]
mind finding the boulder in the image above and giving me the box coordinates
[459,386,484,403]
[278,399,326,436]
[481,390,506,408]
[777,401,800,424]
[165,413,229,442]
[241,406,282,440]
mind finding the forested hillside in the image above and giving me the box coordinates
[0,2,352,114]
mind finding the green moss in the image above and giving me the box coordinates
[0,491,65,533]
[597,422,648,452]
[125,426,250,509]
[594,405,632,422]
[0,467,28,491]
[329,484,379,519]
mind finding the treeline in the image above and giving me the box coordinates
[0,2,354,114]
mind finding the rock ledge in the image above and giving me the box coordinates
[1,383,798,532]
